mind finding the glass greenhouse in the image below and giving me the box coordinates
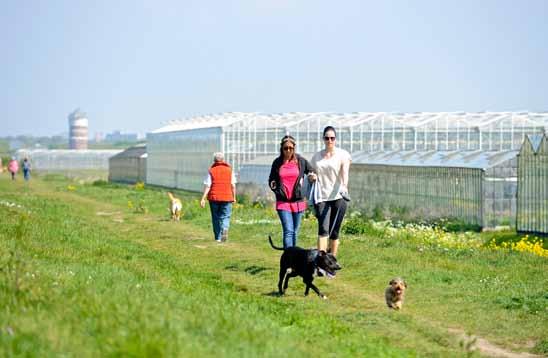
[15,149,122,171]
[147,111,547,227]
[349,150,518,228]
[517,134,548,234]
[108,144,147,184]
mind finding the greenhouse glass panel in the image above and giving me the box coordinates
[517,134,548,234]
[109,144,147,184]
[15,149,121,173]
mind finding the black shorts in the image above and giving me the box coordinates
[314,198,347,240]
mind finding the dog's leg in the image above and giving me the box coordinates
[303,278,326,299]
[278,268,287,295]
[282,269,292,292]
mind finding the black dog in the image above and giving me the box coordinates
[269,236,341,299]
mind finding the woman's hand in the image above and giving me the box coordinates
[200,198,206,208]
[269,180,277,190]
[307,173,317,182]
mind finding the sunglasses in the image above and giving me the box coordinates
[323,136,336,141]
[283,146,294,151]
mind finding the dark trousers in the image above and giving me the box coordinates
[314,198,347,240]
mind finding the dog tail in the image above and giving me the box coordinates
[268,235,284,251]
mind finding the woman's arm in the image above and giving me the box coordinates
[341,158,350,190]
[306,154,317,182]
[303,158,315,175]
[268,158,278,190]
[200,185,210,208]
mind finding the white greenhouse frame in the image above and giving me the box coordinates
[156,111,548,156]
[147,111,548,192]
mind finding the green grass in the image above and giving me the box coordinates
[1,174,546,357]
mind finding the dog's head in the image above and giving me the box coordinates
[389,277,407,295]
[316,251,341,278]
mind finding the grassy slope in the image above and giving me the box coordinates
[0,174,546,357]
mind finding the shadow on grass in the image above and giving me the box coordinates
[263,291,282,297]
[244,265,269,275]
[224,264,271,276]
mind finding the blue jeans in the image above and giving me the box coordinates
[23,169,30,181]
[277,210,304,248]
[209,201,233,241]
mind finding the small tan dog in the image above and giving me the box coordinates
[167,192,182,221]
[385,277,407,310]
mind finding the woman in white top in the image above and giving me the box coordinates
[308,126,351,256]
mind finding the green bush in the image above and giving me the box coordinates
[342,213,386,236]
[92,179,109,187]
[433,218,482,233]
[387,204,411,221]
[372,205,385,222]
[236,194,251,206]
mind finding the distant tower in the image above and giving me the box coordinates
[68,109,88,150]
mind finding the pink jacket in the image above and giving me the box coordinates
[8,160,19,173]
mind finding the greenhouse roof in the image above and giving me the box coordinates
[16,149,122,156]
[237,150,517,170]
[151,111,548,134]
[352,150,518,169]
[111,144,147,159]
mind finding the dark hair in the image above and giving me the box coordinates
[323,126,336,137]
[279,135,297,161]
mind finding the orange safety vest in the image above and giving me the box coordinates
[208,161,234,202]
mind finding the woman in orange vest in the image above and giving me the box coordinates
[200,152,236,243]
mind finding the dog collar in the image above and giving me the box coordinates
[309,250,320,267]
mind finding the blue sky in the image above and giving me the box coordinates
[1,0,547,137]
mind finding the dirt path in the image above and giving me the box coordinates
[447,328,542,358]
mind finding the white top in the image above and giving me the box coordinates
[203,172,237,186]
[310,147,351,203]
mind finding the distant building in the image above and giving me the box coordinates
[68,109,89,150]
[105,130,138,142]
[94,132,105,143]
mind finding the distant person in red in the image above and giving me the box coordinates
[8,157,19,180]
[200,152,236,243]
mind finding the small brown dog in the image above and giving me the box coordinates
[167,192,182,221]
[385,277,407,310]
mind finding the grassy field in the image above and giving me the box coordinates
[0,173,546,357]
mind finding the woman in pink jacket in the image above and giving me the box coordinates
[8,157,19,180]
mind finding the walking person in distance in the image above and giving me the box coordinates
[200,152,236,243]
[8,157,19,181]
[22,158,31,181]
